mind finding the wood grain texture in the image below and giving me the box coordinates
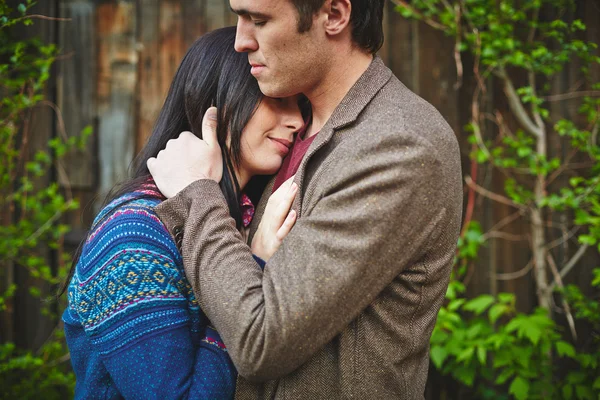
[57,0,96,189]
[136,0,161,152]
[96,1,137,199]
[10,0,58,350]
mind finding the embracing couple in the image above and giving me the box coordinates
[62,0,463,399]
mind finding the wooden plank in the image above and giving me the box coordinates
[96,1,137,199]
[382,3,417,91]
[205,0,228,32]
[377,1,390,66]
[135,0,161,153]
[10,0,59,350]
[224,2,237,26]
[416,22,460,132]
[56,0,96,189]
[158,0,184,103]
[182,0,207,48]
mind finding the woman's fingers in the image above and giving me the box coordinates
[276,210,297,242]
[272,182,297,230]
[269,176,297,225]
[252,176,299,261]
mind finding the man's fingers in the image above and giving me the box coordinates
[202,107,219,147]
[147,157,156,173]
[179,131,196,140]
[276,210,297,242]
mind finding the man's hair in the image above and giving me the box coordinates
[290,0,385,54]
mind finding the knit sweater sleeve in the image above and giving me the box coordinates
[72,198,236,399]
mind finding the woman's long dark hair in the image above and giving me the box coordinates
[58,26,265,296]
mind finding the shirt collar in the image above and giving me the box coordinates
[240,193,255,228]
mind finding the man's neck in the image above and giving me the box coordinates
[304,51,374,138]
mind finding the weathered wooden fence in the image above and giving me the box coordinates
[4,0,600,395]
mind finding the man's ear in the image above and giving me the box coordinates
[323,0,351,36]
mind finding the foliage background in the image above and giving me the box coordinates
[0,0,598,399]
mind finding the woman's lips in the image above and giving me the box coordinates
[250,64,266,76]
[269,137,292,156]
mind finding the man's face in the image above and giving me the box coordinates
[230,0,327,98]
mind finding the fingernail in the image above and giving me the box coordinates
[207,107,217,120]
[291,183,298,192]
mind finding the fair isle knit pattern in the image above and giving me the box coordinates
[63,185,236,399]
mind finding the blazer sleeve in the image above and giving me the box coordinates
[74,206,236,399]
[155,131,447,382]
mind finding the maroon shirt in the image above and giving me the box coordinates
[272,125,317,192]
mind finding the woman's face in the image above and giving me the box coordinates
[237,96,303,180]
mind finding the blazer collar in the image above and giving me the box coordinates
[309,56,392,150]
[329,57,391,128]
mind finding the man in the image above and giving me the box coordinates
[148,0,463,398]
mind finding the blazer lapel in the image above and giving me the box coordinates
[291,56,392,217]
[249,56,393,240]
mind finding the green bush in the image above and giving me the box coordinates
[394,1,600,397]
[431,224,600,399]
[0,1,89,397]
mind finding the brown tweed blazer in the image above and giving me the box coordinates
[155,57,463,399]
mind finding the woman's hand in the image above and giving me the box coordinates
[251,176,298,262]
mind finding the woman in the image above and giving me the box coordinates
[62,26,303,399]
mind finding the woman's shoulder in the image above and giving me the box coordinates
[93,183,165,228]
[78,188,180,280]
[68,188,194,338]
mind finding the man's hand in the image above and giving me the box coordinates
[251,176,298,261]
[147,107,223,198]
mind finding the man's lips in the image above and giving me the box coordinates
[269,137,292,155]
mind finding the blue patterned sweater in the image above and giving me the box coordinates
[62,185,236,399]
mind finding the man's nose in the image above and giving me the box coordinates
[234,19,258,53]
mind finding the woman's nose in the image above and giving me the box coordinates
[283,106,304,132]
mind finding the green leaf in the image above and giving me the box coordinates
[464,295,495,315]
[495,368,514,384]
[457,347,475,363]
[476,346,486,365]
[430,346,448,369]
[448,298,466,311]
[592,269,600,287]
[453,365,476,387]
[396,5,414,19]
[521,320,543,345]
[562,384,573,399]
[509,376,529,400]
[575,385,594,400]
[578,235,597,245]
[497,292,515,305]
[555,341,576,358]
[517,147,532,158]
[489,304,509,324]
[18,3,26,14]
